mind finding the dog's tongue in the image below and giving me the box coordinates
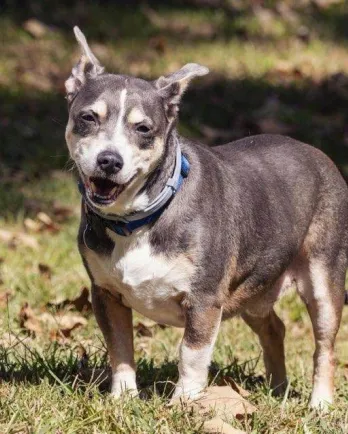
[90,177,118,198]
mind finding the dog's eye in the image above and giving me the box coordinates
[136,124,151,134]
[81,113,96,123]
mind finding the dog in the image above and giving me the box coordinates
[65,27,348,409]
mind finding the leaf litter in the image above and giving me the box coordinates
[172,385,256,434]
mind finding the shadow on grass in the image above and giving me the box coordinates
[1,70,348,219]
[2,0,348,43]
[0,341,268,399]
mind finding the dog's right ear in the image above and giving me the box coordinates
[65,26,104,104]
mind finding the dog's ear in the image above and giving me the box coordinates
[65,26,104,104]
[154,63,209,119]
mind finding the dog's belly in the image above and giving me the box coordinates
[83,230,194,327]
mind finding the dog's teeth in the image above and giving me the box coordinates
[110,186,118,196]
[90,182,96,193]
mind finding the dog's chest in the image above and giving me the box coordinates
[83,230,194,326]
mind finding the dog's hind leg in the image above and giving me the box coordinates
[242,309,287,395]
[297,256,345,409]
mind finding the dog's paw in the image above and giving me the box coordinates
[309,391,333,412]
[111,387,139,399]
[111,372,138,399]
[170,381,205,405]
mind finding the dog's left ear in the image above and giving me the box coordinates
[154,63,209,119]
[65,26,104,104]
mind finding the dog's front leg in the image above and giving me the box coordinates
[172,301,222,401]
[91,285,137,398]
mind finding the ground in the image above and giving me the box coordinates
[1,1,348,433]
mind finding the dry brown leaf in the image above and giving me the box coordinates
[19,303,87,340]
[38,263,52,280]
[49,321,84,342]
[36,212,61,233]
[134,321,153,337]
[47,287,92,314]
[203,417,246,434]
[193,386,256,420]
[24,218,42,233]
[71,287,92,313]
[39,312,88,330]
[37,212,53,226]
[23,18,49,38]
[215,375,250,398]
[0,230,39,250]
[216,377,250,398]
[19,303,42,337]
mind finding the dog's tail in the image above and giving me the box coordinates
[345,291,348,305]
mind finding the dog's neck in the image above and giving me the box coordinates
[141,131,178,204]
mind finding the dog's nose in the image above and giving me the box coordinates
[97,151,124,175]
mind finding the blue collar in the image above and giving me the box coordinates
[78,145,190,237]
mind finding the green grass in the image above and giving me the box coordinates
[1,1,348,432]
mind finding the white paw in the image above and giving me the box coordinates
[111,372,138,399]
[170,380,206,403]
[309,391,333,411]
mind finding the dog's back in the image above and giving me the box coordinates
[65,27,348,408]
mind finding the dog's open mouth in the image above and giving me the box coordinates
[86,177,126,205]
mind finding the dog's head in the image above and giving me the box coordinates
[65,27,208,214]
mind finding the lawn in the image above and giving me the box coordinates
[1,1,348,432]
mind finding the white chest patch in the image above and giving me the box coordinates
[83,229,194,327]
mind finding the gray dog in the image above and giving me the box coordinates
[65,27,348,409]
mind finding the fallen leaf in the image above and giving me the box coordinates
[39,312,88,330]
[203,417,246,434]
[0,230,39,250]
[193,386,256,420]
[19,303,42,337]
[23,18,49,38]
[36,212,52,225]
[71,287,92,313]
[216,376,250,398]
[36,212,60,233]
[49,321,84,342]
[38,263,52,279]
[134,321,153,337]
[24,218,42,233]
[19,303,87,341]
[47,287,92,314]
